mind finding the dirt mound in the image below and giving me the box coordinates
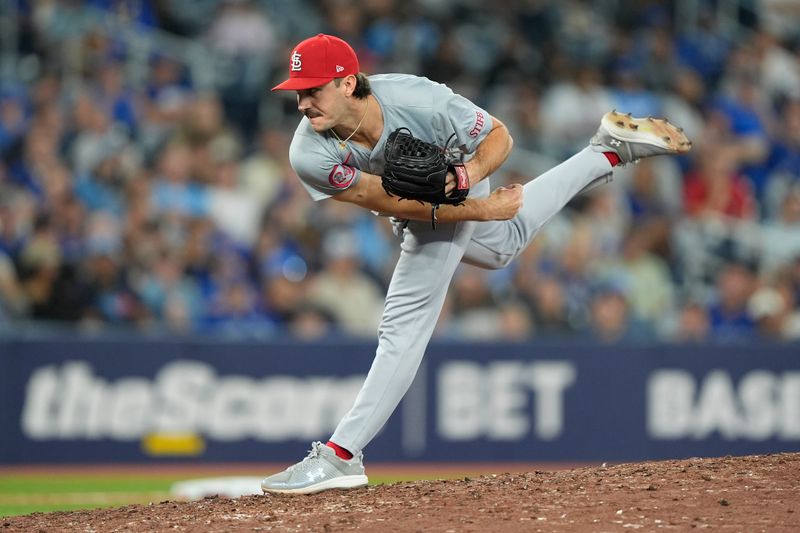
[4,453,799,532]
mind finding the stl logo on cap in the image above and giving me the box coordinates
[291,51,302,72]
[272,34,360,91]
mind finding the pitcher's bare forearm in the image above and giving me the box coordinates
[334,171,522,222]
[464,116,513,186]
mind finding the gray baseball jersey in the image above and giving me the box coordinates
[289,73,493,202]
[286,74,614,454]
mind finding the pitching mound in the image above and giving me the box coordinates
[4,453,799,532]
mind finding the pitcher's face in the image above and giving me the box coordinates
[296,80,348,133]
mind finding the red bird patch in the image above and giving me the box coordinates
[328,165,356,188]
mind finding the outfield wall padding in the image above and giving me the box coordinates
[1,337,798,463]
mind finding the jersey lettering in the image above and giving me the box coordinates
[468,110,486,138]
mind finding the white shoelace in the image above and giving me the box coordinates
[286,442,324,472]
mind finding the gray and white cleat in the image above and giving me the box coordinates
[591,110,692,165]
[261,442,368,495]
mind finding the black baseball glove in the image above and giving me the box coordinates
[382,128,470,227]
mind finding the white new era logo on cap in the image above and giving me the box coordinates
[336,65,345,73]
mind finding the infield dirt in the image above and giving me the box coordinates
[3,452,798,532]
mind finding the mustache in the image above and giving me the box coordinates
[304,110,322,119]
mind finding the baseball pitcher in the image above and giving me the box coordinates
[262,34,691,494]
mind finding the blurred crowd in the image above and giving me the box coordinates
[2,0,800,343]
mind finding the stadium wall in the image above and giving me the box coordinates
[1,338,799,464]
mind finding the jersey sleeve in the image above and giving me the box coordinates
[289,128,361,201]
[430,82,494,154]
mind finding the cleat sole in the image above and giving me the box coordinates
[600,112,692,154]
[262,474,369,495]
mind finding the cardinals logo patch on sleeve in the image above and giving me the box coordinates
[328,165,356,189]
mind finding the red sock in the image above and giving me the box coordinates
[326,441,353,460]
[603,152,621,167]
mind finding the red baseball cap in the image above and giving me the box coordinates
[272,34,360,91]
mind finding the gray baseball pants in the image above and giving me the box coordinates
[330,147,613,454]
